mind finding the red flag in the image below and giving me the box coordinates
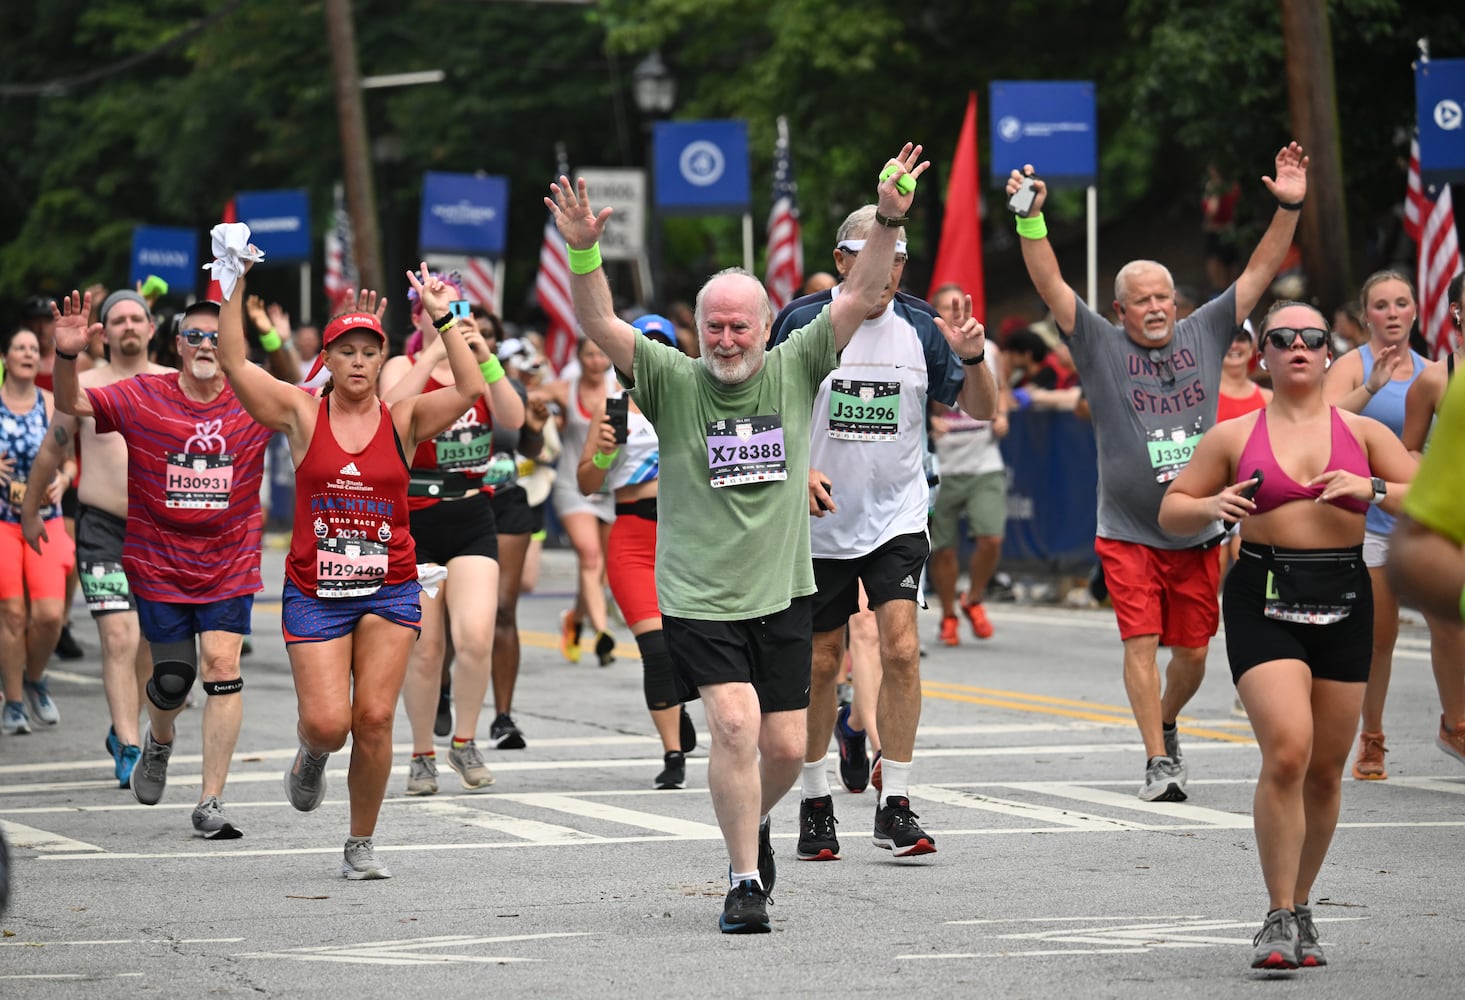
[206,198,236,302]
[764,116,802,312]
[927,92,986,323]
[1407,136,1462,357]
[535,213,577,374]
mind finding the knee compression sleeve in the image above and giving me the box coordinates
[146,639,198,711]
[202,677,243,697]
[636,630,679,711]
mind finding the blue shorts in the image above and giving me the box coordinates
[281,579,423,644]
[135,594,254,644]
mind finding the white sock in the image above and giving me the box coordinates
[881,757,912,801]
[730,869,762,889]
[801,758,831,800]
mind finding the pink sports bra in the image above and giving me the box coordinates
[1236,408,1370,515]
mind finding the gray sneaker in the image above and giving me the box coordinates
[1162,725,1188,785]
[1138,756,1187,802]
[446,740,494,789]
[1,701,30,736]
[1294,904,1327,967]
[341,838,392,880]
[1251,908,1301,970]
[130,728,172,805]
[22,678,59,726]
[405,754,439,796]
[285,745,329,812]
[191,796,243,840]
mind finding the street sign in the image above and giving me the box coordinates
[235,189,311,262]
[130,226,197,294]
[1417,58,1465,185]
[989,81,1097,187]
[653,120,749,214]
[419,172,509,254]
[576,168,645,259]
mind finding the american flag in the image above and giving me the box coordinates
[323,182,357,313]
[536,146,577,374]
[426,254,501,314]
[1406,135,1462,357]
[764,116,802,312]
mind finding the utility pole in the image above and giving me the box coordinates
[324,0,383,297]
[1279,0,1350,313]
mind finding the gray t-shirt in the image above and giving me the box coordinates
[1065,286,1237,549]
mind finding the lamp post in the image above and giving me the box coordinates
[632,51,676,307]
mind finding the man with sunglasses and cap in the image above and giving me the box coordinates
[1006,141,1309,802]
[49,291,274,839]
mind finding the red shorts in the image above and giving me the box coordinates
[0,518,75,601]
[1094,536,1219,647]
[606,510,660,628]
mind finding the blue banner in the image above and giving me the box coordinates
[989,81,1097,187]
[997,410,1097,567]
[653,120,750,213]
[419,172,509,254]
[235,189,311,263]
[130,226,197,294]
[1417,58,1465,185]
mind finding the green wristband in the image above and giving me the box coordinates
[567,243,603,275]
[591,448,619,470]
[259,328,283,352]
[479,356,505,384]
[1015,213,1048,240]
[1458,582,1465,623]
[879,163,917,195]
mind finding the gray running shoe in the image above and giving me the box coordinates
[1251,908,1301,970]
[405,754,439,796]
[341,838,392,880]
[446,740,494,789]
[1138,756,1187,802]
[1162,725,1188,786]
[191,796,243,840]
[1,701,30,736]
[22,678,59,726]
[129,728,172,805]
[1294,904,1327,967]
[285,745,329,812]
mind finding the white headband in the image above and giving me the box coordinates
[836,239,908,255]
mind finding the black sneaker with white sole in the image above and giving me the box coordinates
[489,712,526,750]
[873,795,936,857]
[719,880,771,934]
[797,795,840,861]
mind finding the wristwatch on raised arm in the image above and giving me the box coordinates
[1369,477,1387,505]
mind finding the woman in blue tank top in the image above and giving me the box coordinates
[1323,271,1431,780]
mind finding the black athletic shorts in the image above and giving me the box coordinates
[490,484,539,536]
[75,504,135,616]
[811,531,930,634]
[410,490,498,564]
[1223,542,1372,684]
[663,597,813,713]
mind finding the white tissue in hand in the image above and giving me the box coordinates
[202,222,265,302]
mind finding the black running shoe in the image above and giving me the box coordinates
[873,795,937,857]
[594,631,616,667]
[757,815,776,894]
[797,795,840,861]
[489,712,526,750]
[434,686,452,739]
[835,704,869,793]
[53,625,83,661]
[719,880,771,934]
[679,705,697,754]
[655,751,685,789]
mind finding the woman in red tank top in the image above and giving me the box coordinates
[219,259,485,880]
[1160,302,1416,970]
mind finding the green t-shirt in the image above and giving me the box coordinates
[629,306,836,620]
[1403,368,1465,542]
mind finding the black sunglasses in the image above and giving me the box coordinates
[181,329,219,347]
[1264,327,1328,351]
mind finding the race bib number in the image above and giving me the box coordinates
[434,424,493,474]
[81,561,131,612]
[706,415,788,488]
[316,537,388,598]
[165,452,234,509]
[1146,424,1202,484]
[828,379,901,441]
[1263,569,1354,625]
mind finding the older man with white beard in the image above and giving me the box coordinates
[545,143,984,935]
[50,294,273,840]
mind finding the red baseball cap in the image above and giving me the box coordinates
[304,312,386,386]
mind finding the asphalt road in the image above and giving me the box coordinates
[2,544,1462,998]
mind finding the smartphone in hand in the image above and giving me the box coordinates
[449,299,471,320]
[605,395,629,444]
[1007,176,1039,216]
[1239,469,1265,501]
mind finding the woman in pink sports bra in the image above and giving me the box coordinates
[1160,301,1415,971]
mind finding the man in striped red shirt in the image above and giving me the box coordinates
[51,296,273,840]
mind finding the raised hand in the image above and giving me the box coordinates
[50,290,101,359]
[1006,164,1048,218]
[245,295,271,332]
[545,175,613,250]
[404,263,451,321]
[1262,141,1309,206]
[935,293,987,362]
[336,286,388,321]
[876,143,931,217]
[266,302,293,340]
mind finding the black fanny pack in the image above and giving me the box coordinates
[614,497,658,521]
[408,470,479,500]
[1240,542,1364,625]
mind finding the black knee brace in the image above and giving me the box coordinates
[636,630,680,712]
[146,639,198,711]
[202,677,243,697]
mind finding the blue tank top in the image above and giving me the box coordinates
[1359,343,1427,535]
[0,387,53,523]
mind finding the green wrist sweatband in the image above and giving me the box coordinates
[591,448,618,470]
[479,357,505,384]
[879,163,917,195]
[1015,214,1048,240]
[567,243,603,275]
[259,328,283,352]
[1458,583,1465,623]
